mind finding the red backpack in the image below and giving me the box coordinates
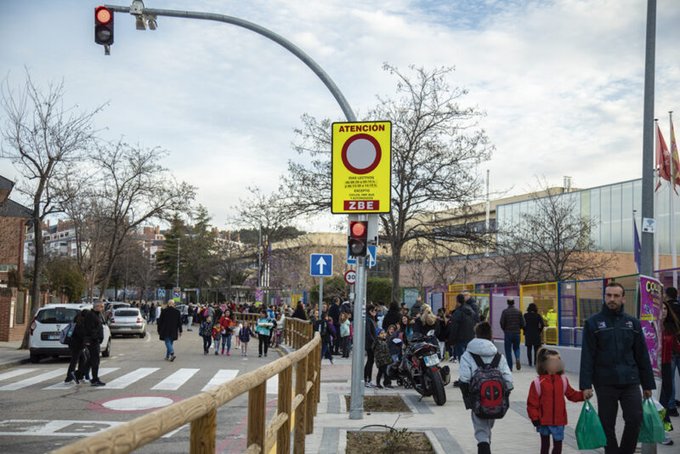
[469,353,510,419]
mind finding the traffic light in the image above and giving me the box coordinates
[348,221,368,257]
[94,6,114,46]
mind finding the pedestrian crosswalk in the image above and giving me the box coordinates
[0,366,280,394]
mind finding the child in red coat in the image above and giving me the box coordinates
[527,348,590,454]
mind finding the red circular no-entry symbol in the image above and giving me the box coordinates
[341,134,382,175]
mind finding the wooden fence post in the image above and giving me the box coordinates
[305,344,315,435]
[294,355,308,453]
[277,365,293,454]
[247,381,267,452]
[190,408,216,453]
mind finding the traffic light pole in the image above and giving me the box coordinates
[105,0,371,420]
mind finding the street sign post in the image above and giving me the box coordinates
[331,122,392,214]
[310,253,333,311]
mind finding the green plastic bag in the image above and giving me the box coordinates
[575,400,607,450]
[638,398,665,444]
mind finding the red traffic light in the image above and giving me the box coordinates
[351,221,367,238]
[95,6,112,24]
[94,6,114,46]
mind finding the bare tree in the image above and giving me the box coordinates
[1,74,100,340]
[89,140,195,294]
[495,185,616,282]
[491,233,537,284]
[283,65,492,301]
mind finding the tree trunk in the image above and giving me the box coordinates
[390,243,402,303]
[21,214,44,349]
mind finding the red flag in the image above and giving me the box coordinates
[670,116,680,189]
[656,122,671,191]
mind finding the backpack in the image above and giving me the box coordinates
[469,353,510,419]
[532,375,568,397]
[59,322,75,345]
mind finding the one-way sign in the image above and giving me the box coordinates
[310,253,333,277]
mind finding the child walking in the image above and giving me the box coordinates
[459,322,513,454]
[211,321,223,356]
[340,313,351,358]
[239,322,253,357]
[200,316,213,355]
[526,348,589,454]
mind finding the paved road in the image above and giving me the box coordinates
[0,330,282,454]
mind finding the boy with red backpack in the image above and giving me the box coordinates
[459,321,513,454]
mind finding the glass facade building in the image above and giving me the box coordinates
[496,179,680,255]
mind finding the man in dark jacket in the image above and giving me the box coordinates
[328,297,341,355]
[500,298,524,371]
[579,283,654,454]
[665,287,680,416]
[448,294,476,360]
[158,300,183,361]
[79,302,106,386]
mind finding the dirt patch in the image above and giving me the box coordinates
[344,395,411,413]
[347,430,435,454]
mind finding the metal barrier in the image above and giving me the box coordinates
[52,316,319,454]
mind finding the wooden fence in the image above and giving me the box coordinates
[52,316,319,454]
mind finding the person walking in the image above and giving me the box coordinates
[373,328,393,389]
[292,301,307,320]
[500,298,524,371]
[186,304,195,331]
[523,303,545,367]
[239,321,253,357]
[199,316,213,355]
[527,348,587,454]
[458,321,513,454]
[64,310,86,383]
[579,282,655,454]
[256,309,274,357]
[219,310,234,356]
[449,294,477,361]
[157,300,182,361]
[340,312,351,358]
[78,302,106,386]
[659,299,680,444]
[328,297,341,355]
[364,304,378,387]
[664,286,680,416]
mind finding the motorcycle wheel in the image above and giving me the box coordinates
[427,368,447,406]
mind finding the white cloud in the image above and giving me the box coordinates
[0,0,678,231]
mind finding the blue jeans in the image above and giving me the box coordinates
[504,332,521,370]
[670,354,680,409]
[164,337,174,358]
[221,334,232,353]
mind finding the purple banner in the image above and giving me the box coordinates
[639,275,663,378]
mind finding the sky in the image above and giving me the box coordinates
[0,0,678,232]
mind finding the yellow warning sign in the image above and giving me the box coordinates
[331,121,391,214]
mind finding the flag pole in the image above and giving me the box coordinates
[670,111,678,288]
[654,160,660,273]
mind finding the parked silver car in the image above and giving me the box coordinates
[108,308,146,338]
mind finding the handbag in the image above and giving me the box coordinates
[575,400,607,449]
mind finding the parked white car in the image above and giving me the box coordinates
[28,303,111,363]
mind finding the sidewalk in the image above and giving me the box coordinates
[0,341,29,370]
[307,356,680,453]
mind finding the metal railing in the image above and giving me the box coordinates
[52,316,320,454]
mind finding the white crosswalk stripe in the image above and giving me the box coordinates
[0,369,66,391]
[151,368,199,390]
[202,369,239,391]
[0,366,283,394]
[43,368,120,390]
[0,368,37,382]
[101,367,160,389]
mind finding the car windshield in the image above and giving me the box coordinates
[37,308,80,324]
[114,310,139,317]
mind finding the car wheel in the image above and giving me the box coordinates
[139,332,145,339]
[102,339,111,357]
[29,353,41,364]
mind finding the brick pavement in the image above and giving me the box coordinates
[306,356,680,453]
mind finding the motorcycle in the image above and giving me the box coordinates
[389,329,449,406]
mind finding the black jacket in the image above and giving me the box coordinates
[292,306,307,320]
[579,305,655,391]
[382,308,401,331]
[413,318,440,338]
[328,303,341,325]
[500,306,524,334]
[158,306,183,341]
[83,309,104,345]
[523,312,545,345]
[365,316,377,351]
[448,305,476,345]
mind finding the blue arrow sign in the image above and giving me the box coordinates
[310,253,333,277]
